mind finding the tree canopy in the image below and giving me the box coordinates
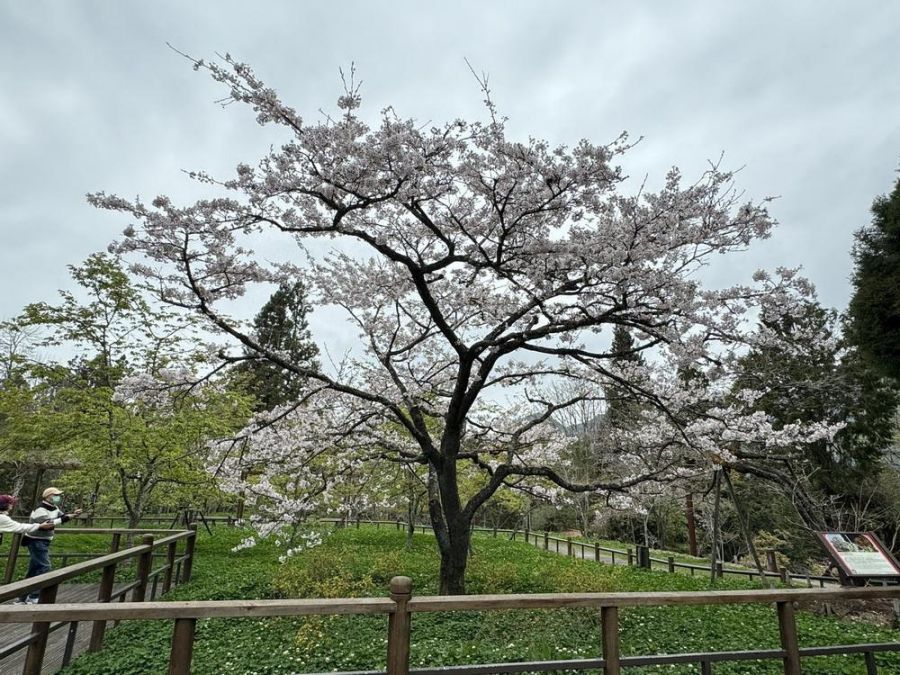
[90,54,840,593]
[10,254,251,524]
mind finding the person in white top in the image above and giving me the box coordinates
[2,494,57,605]
[0,494,57,535]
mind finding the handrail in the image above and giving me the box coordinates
[0,526,198,674]
[0,530,194,603]
[406,585,900,611]
[1,586,896,622]
[0,546,152,603]
[1,581,898,675]
[54,527,186,535]
[0,597,397,621]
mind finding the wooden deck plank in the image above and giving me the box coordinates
[0,583,125,675]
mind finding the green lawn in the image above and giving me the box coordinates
[51,526,899,675]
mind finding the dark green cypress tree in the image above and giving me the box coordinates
[735,301,897,495]
[239,282,319,411]
[606,324,644,428]
[848,175,900,381]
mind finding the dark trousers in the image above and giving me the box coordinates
[20,538,51,602]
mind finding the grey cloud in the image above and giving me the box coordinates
[1,0,898,355]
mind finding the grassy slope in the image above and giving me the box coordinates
[56,527,898,675]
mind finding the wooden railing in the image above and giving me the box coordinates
[1,578,898,674]
[3,528,192,585]
[79,513,236,529]
[0,526,197,674]
[324,518,846,588]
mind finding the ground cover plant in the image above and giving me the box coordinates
[58,527,899,674]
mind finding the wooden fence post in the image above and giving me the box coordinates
[543,531,549,550]
[627,548,633,566]
[776,601,801,675]
[595,542,600,562]
[601,605,621,675]
[636,545,650,569]
[110,532,122,553]
[567,538,573,557]
[89,561,118,651]
[3,531,22,584]
[22,583,59,675]
[168,617,197,675]
[163,540,178,593]
[181,525,197,583]
[387,576,412,675]
[61,620,79,667]
[132,534,155,602]
[668,556,675,574]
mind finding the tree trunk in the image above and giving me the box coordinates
[685,493,699,557]
[721,469,768,587]
[426,454,473,594]
[437,520,471,595]
[710,470,721,582]
[405,506,415,550]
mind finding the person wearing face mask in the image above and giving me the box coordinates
[16,487,82,604]
[0,494,56,535]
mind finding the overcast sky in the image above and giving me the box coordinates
[2,1,899,356]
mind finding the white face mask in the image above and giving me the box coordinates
[50,495,62,505]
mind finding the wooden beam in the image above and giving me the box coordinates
[3,587,900,623]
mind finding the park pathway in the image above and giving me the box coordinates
[0,583,125,675]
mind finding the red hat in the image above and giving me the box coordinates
[0,494,18,511]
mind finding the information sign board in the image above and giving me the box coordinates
[817,532,900,583]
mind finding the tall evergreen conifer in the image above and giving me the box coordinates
[848,175,900,381]
[239,282,319,411]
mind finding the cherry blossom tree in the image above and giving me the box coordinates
[91,54,841,593]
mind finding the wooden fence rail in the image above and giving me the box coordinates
[323,518,848,588]
[0,526,197,674]
[2,579,898,674]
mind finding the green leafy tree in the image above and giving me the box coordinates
[848,175,900,381]
[17,253,251,525]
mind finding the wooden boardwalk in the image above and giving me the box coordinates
[0,583,122,675]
